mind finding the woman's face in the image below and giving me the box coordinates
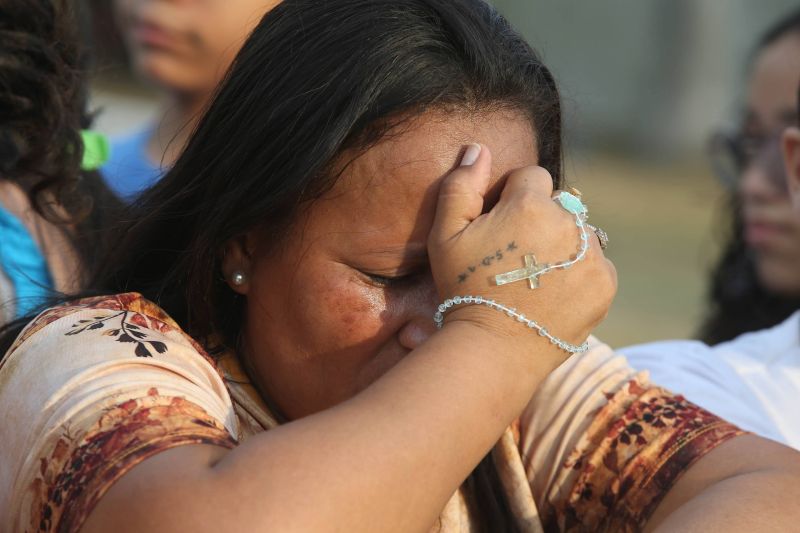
[234,110,538,419]
[739,32,800,295]
[114,0,280,95]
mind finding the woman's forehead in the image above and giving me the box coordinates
[302,110,539,252]
[748,34,800,127]
[331,110,538,201]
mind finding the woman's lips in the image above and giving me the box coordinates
[131,21,177,49]
[745,220,789,247]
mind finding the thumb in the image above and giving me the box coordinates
[430,143,493,242]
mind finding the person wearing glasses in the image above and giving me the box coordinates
[699,8,800,345]
[623,10,800,450]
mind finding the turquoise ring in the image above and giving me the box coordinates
[553,190,588,216]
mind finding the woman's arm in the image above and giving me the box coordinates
[81,322,560,533]
[647,435,800,532]
[517,339,800,532]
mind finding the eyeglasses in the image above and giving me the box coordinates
[708,129,788,192]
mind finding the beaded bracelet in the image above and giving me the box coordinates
[433,295,589,354]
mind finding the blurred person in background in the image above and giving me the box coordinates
[782,95,800,232]
[0,0,121,324]
[101,0,280,200]
[699,8,800,345]
[620,20,800,449]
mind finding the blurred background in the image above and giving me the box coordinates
[84,0,799,347]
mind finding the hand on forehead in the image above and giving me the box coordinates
[328,110,540,218]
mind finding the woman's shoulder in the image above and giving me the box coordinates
[714,310,800,362]
[622,311,800,368]
[620,315,800,446]
[0,292,238,531]
[5,292,211,362]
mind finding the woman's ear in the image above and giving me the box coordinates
[221,232,257,294]
[782,127,800,210]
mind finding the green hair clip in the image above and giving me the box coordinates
[80,130,110,171]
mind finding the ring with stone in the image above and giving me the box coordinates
[588,224,609,250]
[552,190,588,216]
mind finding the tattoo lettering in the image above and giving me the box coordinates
[456,242,516,283]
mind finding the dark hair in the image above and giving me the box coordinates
[0,0,83,202]
[0,0,122,288]
[99,0,562,343]
[699,8,800,344]
[5,1,563,528]
[758,7,800,50]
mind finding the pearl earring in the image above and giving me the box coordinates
[231,271,247,286]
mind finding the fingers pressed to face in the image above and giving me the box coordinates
[430,144,493,241]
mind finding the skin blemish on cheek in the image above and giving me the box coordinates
[338,311,368,337]
[314,278,387,336]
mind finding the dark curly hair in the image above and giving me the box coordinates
[698,8,800,344]
[0,0,85,211]
[0,0,122,284]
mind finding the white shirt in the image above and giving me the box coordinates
[621,312,800,450]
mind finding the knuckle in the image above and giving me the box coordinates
[508,165,554,185]
[605,262,619,297]
[427,232,442,251]
[438,175,472,197]
[530,166,556,186]
[427,230,455,254]
[594,263,618,304]
[515,191,540,212]
[512,191,551,215]
[580,253,616,298]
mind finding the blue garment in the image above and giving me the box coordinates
[101,127,164,201]
[0,204,53,317]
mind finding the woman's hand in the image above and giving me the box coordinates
[428,143,617,348]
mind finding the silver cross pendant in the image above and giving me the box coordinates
[494,254,550,289]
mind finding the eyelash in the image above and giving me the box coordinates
[363,271,419,288]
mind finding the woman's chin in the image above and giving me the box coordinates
[756,260,800,297]
[132,54,211,95]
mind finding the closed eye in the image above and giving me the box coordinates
[361,270,424,288]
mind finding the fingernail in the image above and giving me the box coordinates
[460,144,481,166]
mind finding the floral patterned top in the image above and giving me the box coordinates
[0,294,744,532]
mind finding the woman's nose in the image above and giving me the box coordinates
[397,276,439,350]
[739,160,785,202]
